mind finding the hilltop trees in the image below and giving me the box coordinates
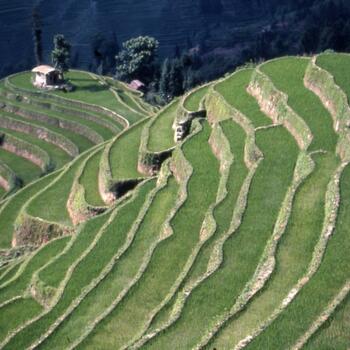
[115,36,159,83]
[51,34,71,79]
[91,32,119,75]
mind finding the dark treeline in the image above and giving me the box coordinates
[2,0,350,104]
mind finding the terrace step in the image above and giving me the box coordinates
[100,119,150,204]
[244,163,350,349]
[0,171,62,249]
[1,179,155,349]
[139,126,298,349]
[131,118,250,348]
[39,168,179,349]
[208,152,338,349]
[68,122,220,349]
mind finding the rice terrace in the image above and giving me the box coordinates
[0,46,350,349]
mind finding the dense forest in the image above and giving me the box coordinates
[1,0,350,95]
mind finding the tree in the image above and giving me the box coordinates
[32,6,43,65]
[168,58,184,98]
[91,32,119,75]
[115,36,159,83]
[159,58,172,102]
[51,34,71,78]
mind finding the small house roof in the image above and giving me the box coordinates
[129,79,145,90]
[32,65,57,75]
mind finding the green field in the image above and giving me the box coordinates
[183,85,210,112]
[215,69,271,127]
[79,149,105,207]
[148,100,179,152]
[0,54,349,349]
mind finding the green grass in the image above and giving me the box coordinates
[0,187,5,198]
[41,176,179,349]
[109,119,148,180]
[317,53,350,101]
[0,171,61,248]
[9,71,145,125]
[142,126,298,349]
[148,100,178,152]
[0,298,42,343]
[210,152,338,349]
[27,153,90,226]
[79,149,105,207]
[39,212,112,288]
[0,96,104,143]
[78,122,220,349]
[183,85,210,112]
[246,163,350,349]
[0,260,24,285]
[53,71,145,124]
[148,118,248,332]
[305,291,350,350]
[0,82,124,133]
[215,69,271,127]
[116,88,147,115]
[260,57,337,152]
[0,148,42,185]
[0,236,70,306]
[0,108,93,153]
[0,125,72,170]
[3,180,155,350]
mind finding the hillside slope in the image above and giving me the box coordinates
[0,52,349,349]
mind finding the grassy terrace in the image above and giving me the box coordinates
[246,164,350,349]
[147,118,248,333]
[183,85,210,112]
[0,171,61,248]
[109,119,149,180]
[27,153,90,226]
[317,53,350,99]
[0,126,71,170]
[77,123,220,349]
[0,298,42,343]
[116,88,147,115]
[260,57,337,152]
[148,100,179,152]
[0,81,124,133]
[4,180,155,349]
[0,260,23,285]
[305,292,350,349]
[215,69,271,127]
[41,177,179,349]
[0,108,93,153]
[39,212,112,289]
[0,148,42,185]
[8,71,146,124]
[0,95,114,142]
[210,153,338,349]
[143,126,298,349]
[0,236,70,306]
[79,149,105,207]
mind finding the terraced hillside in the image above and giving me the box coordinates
[0,70,152,201]
[0,53,350,349]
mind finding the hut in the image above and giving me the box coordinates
[128,79,145,92]
[32,65,61,89]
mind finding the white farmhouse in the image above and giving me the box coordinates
[32,65,61,89]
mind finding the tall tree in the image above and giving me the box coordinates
[159,58,172,102]
[115,36,159,83]
[168,58,184,97]
[51,34,71,79]
[32,6,43,65]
